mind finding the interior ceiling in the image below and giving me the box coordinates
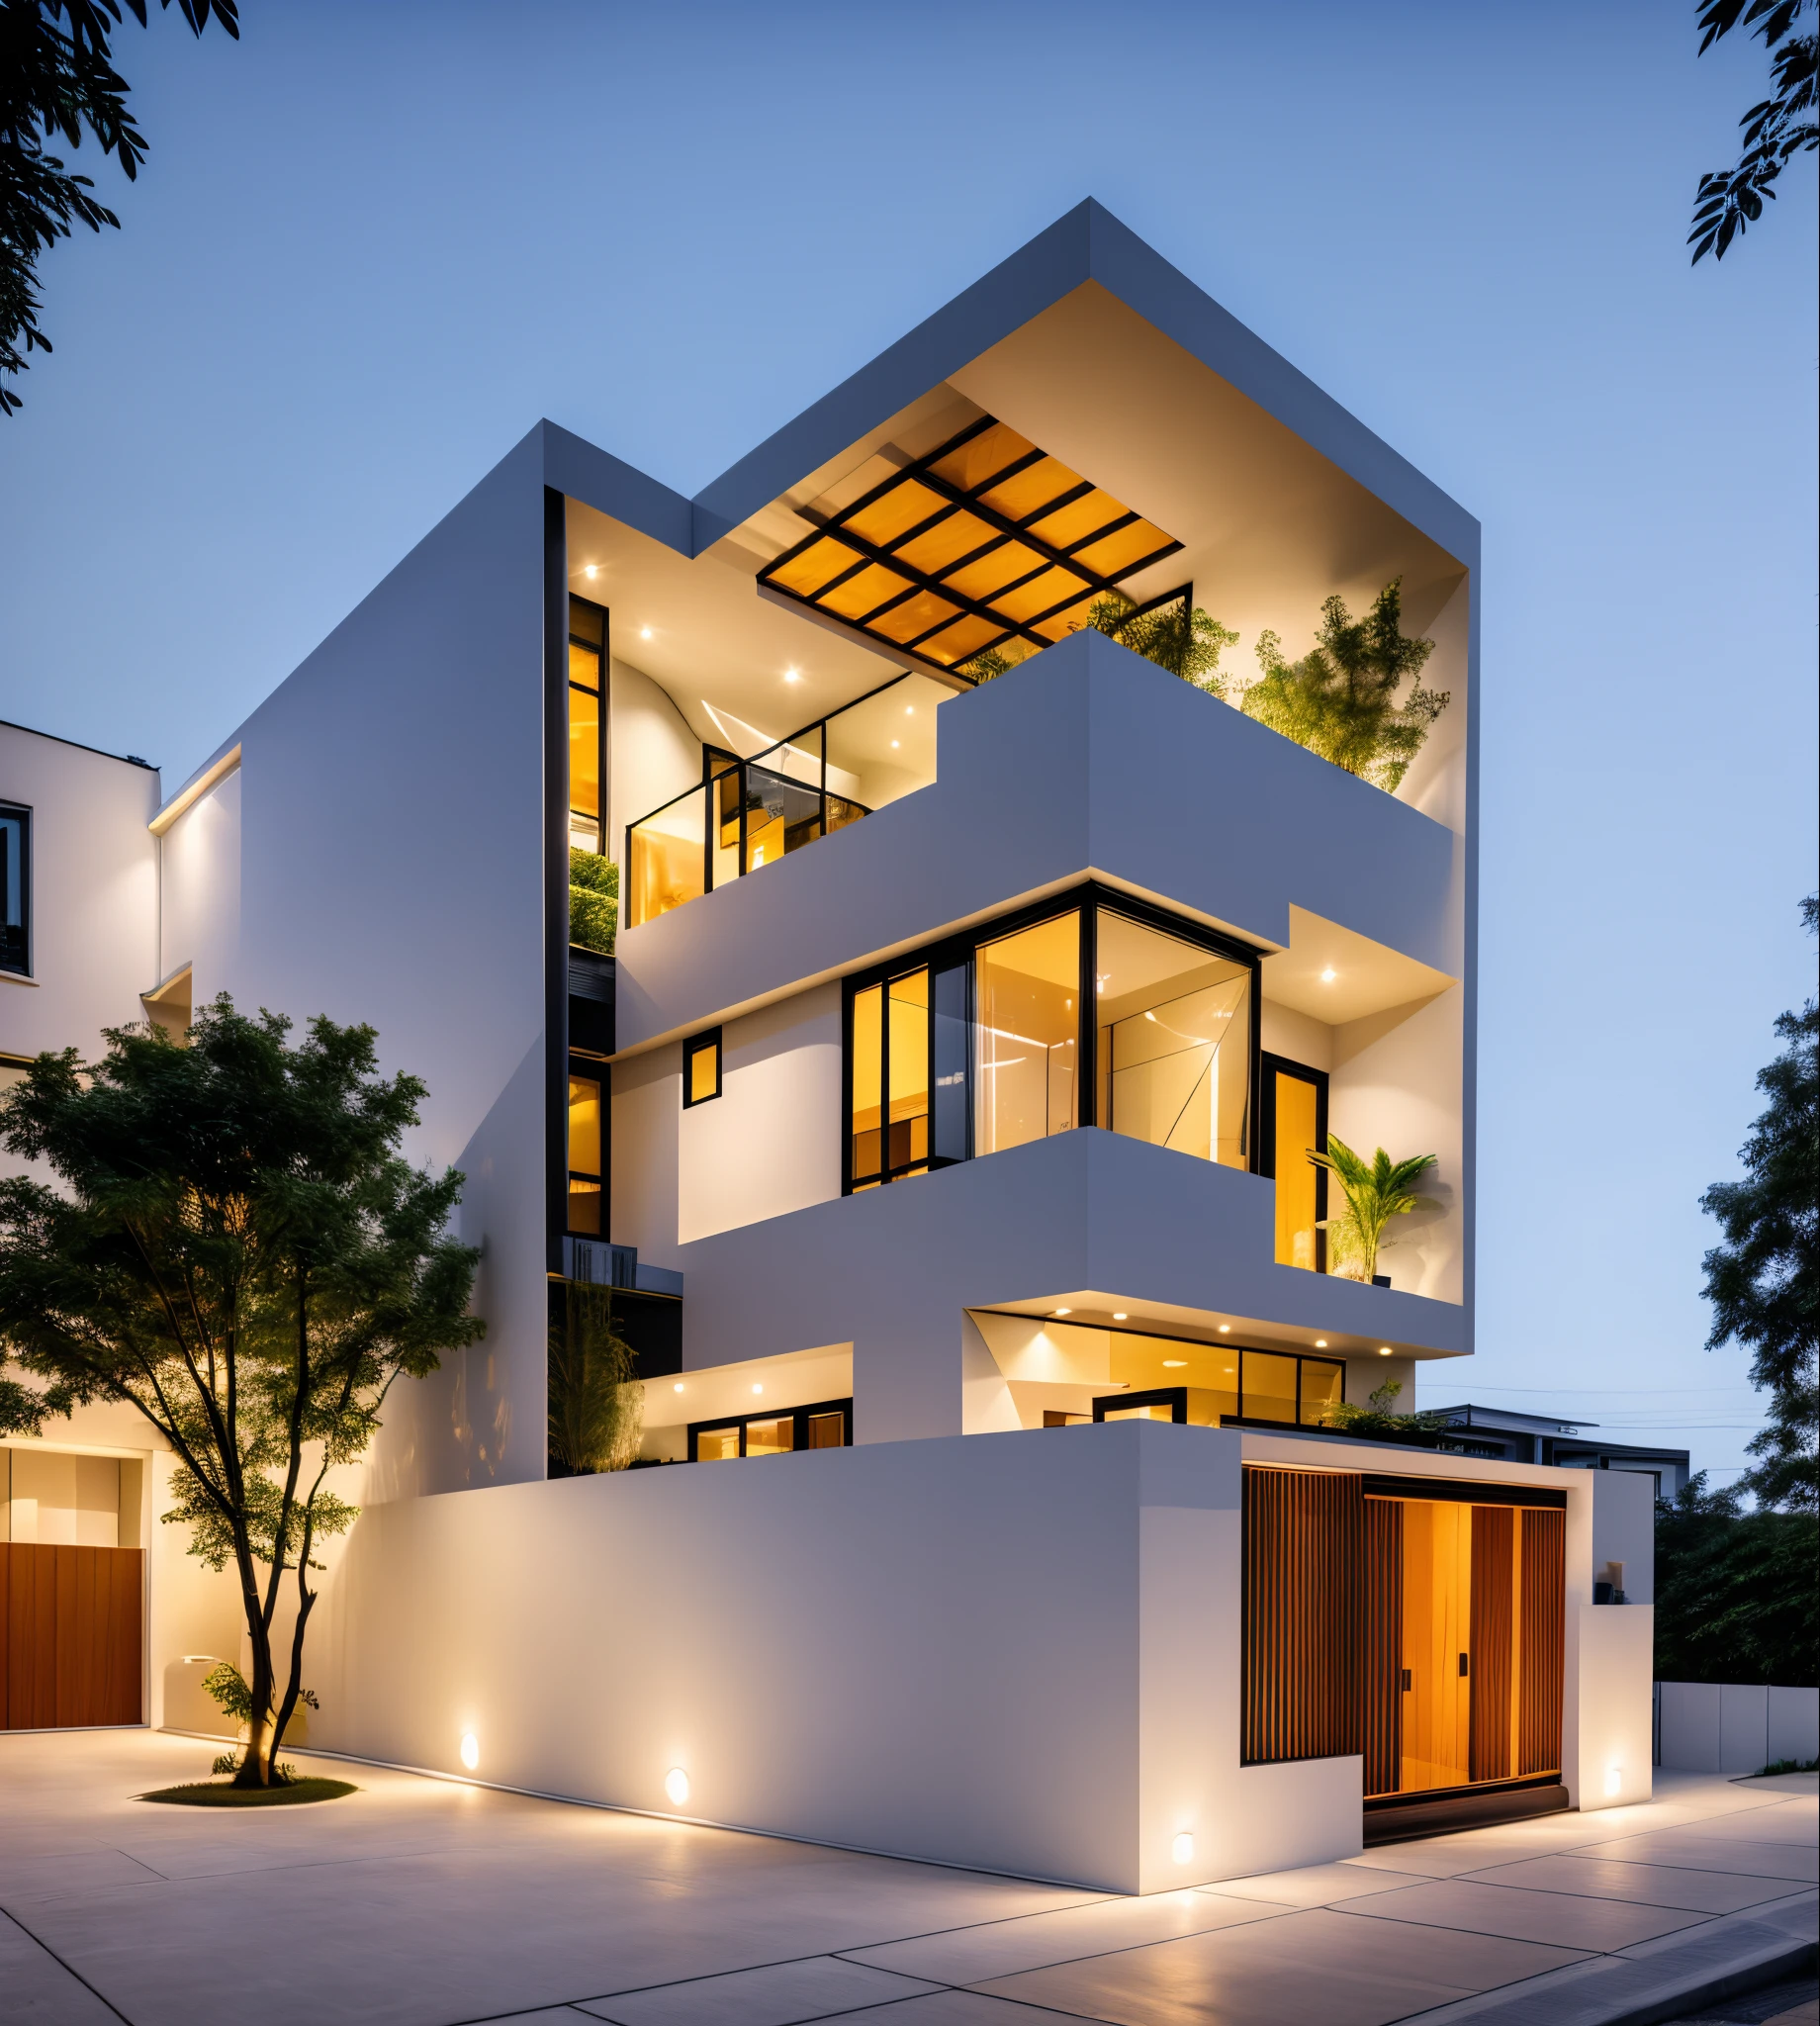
[755,414,1181,679]
[1263,905,1455,1024]
[571,276,1470,762]
[970,1297,1461,1362]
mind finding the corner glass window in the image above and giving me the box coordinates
[0,806,28,976]
[567,1070,602,1234]
[1096,910,1250,1168]
[682,1029,721,1108]
[975,911,1080,1154]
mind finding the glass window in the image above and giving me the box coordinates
[683,1031,721,1108]
[567,1072,602,1235]
[1097,910,1251,1169]
[0,806,27,976]
[696,1427,740,1462]
[851,982,883,1186]
[1241,1350,1299,1426]
[569,684,600,853]
[975,912,1079,1155]
[744,1417,794,1457]
[807,1411,845,1448]
[1271,1064,1324,1269]
[1298,1358,1344,1427]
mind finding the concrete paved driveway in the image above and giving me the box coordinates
[0,1732,1812,2026]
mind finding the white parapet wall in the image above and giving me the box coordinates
[1565,1603,1657,1811]
[1659,1683,1820,1775]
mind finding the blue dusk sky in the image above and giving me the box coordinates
[1,2,1813,1484]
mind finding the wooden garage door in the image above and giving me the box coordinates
[0,1544,143,1728]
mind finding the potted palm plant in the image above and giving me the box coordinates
[1309,1135,1437,1287]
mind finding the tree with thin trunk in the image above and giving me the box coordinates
[0,998,481,1786]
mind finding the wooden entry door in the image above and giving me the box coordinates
[0,1543,143,1728]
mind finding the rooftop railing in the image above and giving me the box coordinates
[624,673,943,930]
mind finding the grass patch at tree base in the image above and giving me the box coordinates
[137,1777,357,1807]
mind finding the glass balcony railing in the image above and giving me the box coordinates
[624,672,945,930]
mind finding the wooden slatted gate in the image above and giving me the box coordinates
[0,1543,143,1728]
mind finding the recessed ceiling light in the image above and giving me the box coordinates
[673,1381,684,1393]
[1320,967,1337,983]
[1052,1307,1071,1317]
[905,704,914,714]
[1112,1312,1128,1322]
[890,739,900,748]
[783,668,801,683]
[752,1382,764,1394]
[1315,1339,1327,1349]
[584,565,598,581]
[1379,1346,1393,1356]
[1219,1325,1230,1334]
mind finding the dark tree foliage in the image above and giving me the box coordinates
[0,999,481,1785]
[1,0,238,415]
[1689,0,1818,262]
[1700,894,1819,1513]
[1654,1473,1818,1686]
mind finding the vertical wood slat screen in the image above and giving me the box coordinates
[1516,1508,1566,1775]
[1362,1496,1403,1796]
[1242,1467,1363,1765]
[0,1544,143,1729]
[1469,1506,1514,1783]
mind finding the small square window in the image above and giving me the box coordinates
[682,1028,722,1107]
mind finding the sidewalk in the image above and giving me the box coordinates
[0,1731,1812,2026]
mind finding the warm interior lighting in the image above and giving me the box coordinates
[1162,1359,1187,1369]
[673,1382,684,1394]
[665,1767,690,1806]
[1379,1346,1394,1355]
[1112,1312,1128,1322]
[1320,967,1337,982]
[1604,1766,1623,1797]
[751,1383,764,1395]
[890,739,900,748]
[1052,1308,1071,1317]
[584,565,598,580]
[783,668,800,682]
[1219,1325,1230,1334]
[1315,1339,1328,1349]
[638,624,652,638]
[758,411,1181,677]
[1172,1832,1195,1864]
[459,1733,479,1772]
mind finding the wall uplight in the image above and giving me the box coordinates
[665,1767,690,1806]
[1604,1766,1623,1797]
[459,1732,479,1771]
[1172,1831,1195,1864]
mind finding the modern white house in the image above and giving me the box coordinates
[1,204,1656,1892]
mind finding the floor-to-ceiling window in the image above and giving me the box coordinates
[842,886,1258,1194]
[1262,1055,1328,1270]
[568,599,606,857]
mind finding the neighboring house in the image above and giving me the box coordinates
[0,205,1654,1891]
[1433,1405,1691,1503]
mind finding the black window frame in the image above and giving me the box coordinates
[565,1053,606,1239]
[1260,1053,1330,1273]
[1068,1325,1345,1431]
[687,1396,854,1461]
[840,880,1262,1195]
[682,1027,723,1108]
[0,802,30,978]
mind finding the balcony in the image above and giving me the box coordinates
[624,672,947,929]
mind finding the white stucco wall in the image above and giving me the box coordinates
[157,764,240,1009]
[609,655,700,865]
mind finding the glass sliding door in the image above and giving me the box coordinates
[1096,910,1251,1168]
[975,912,1080,1154]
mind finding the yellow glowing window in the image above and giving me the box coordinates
[994,566,1090,623]
[978,455,1086,523]
[943,541,1045,601]
[868,591,961,644]
[769,536,863,598]
[807,1411,845,1448]
[1071,520,1174,578]
[846,480,947,547]
[568,1075,601,1174]
[917,614,1005,664]
[569,685,599,824]
[567,640,600,691]
[695,1427,740,1462]
[1027,492,1124,551]
[683,1031,721,1108]
[894,511,998,577]
[930,420,1035,491]
[1272,1068,1322,1271]
[745,1417,794,1457]
[821,563,912,621]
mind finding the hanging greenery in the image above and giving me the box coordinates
[570,849,617,955]
[548,1282,643,1475]
[1234,579,1447,791]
